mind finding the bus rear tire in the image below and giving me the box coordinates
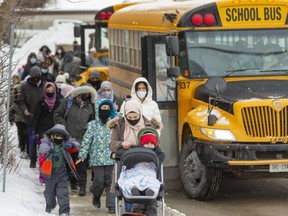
[179,137,223,201]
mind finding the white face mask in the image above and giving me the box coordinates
[137,91,147,99]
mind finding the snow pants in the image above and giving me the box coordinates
[44,167,70,215]
[27,126,37,163]
[90,165,115,209]
[69,151,88,189]
[16,121,28,153]
[132,199,158,216]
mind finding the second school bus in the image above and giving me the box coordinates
[108,0,288,200]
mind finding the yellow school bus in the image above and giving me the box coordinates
[75,2,138,84]
[108,0,288,200]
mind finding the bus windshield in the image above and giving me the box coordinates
[179,29,288,78]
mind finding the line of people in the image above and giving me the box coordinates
[9,45,164,216]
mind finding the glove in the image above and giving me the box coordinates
[64,143,75,151]
[48,148,59,162]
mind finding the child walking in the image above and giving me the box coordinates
[76,99,117,213]
[39,124,79,216]
[117,126,165,216]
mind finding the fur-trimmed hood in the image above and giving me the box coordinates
[107,116,162,131]
[71,85,97,102]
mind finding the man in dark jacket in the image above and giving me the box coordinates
[18,66,44,168]
[54,84,97,196]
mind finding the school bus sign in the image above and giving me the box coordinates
[218,4,288,27]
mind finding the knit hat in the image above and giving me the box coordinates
[89,70,101,79]
[29,66,42,76]
[140,132,157,147]
[55,74,66,84]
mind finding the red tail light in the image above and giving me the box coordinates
[204,13,215,26]
[191,14,203,26]
[106,12,113,19]
[99,12,106,19]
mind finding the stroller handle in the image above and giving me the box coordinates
[110,144,139,160]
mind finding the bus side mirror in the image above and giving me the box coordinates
[74,25,81,38]
[167,67,180,78]
[166,36,179,56]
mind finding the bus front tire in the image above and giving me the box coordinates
[179,137,223,201]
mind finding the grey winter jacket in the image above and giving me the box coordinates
[53,85,97,143]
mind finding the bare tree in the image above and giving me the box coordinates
[0,0,47,177]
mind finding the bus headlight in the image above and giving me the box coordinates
[200,128,236,142]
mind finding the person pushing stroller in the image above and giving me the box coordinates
[117,126,165,216]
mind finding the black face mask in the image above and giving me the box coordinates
[89,80,101,90]
[52,138,64,145]
[46,92,54,98]
[99,109,111,123]
[81,94,90,101]
[30,77,41,83]
[127,118,140,126]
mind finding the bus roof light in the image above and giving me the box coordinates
[99,12,106,19]
[204,13,215,26]
[191,14,203,26]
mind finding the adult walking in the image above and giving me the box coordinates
[54,84,97,196]
[18,66,44,168]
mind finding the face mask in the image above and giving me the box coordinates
[52,138,64,145]
[90,80,101,87]
[46,92,54,98]
[137,91,147,99]
[56,83,62,89]
[102,91,111,99]
[42,69,48,74]
[30,58,37,64]
[81,94,90,101]
[57,49,62,54]
[30,77,41,83]
[99,109,111,122]
[127,118,140,126]
[263,55,273,63]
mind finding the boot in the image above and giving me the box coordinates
[92,195,101,208]
[30,161,36,168]
[79,185,86,196]
[70,183,78,193]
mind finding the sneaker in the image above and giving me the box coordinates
[92,195,101,208]
[41,182,45,186]
[59,213,71,216]
[131,186,141,196]
[70,184,77,193]
[30,161,36,168]
[79,186,86,196]
[145,188,154,196]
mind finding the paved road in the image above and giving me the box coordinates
[70,177,288,216]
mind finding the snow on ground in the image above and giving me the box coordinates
[0,126,48,216]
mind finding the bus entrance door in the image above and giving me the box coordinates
[141,35,179,181]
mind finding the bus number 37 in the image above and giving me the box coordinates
[178,82,190,89]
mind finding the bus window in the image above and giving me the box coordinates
[155,43,175,101]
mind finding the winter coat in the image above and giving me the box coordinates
[120,77,162,124]
[59,52,81,77]
[39,124,80,179]
[78,99,117,167]
[34,97,61,137]
[9,84,25,123]
[53,85,97,143]
[108,117,161,152]
[17,79,44,129]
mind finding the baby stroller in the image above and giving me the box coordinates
[112,146,165,216]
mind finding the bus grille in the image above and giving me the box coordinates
[241,106,288,137]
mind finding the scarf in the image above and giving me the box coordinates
[43,82,56,111]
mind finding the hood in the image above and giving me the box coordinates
[46,124,70,141]
[95,99,117,121]
[194,79,288,114]
[131,77,153,102]
[97,81,114,101]
[71,85,97,102]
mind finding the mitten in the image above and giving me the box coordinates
[64,143,75,151]
[48,148,59,161]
